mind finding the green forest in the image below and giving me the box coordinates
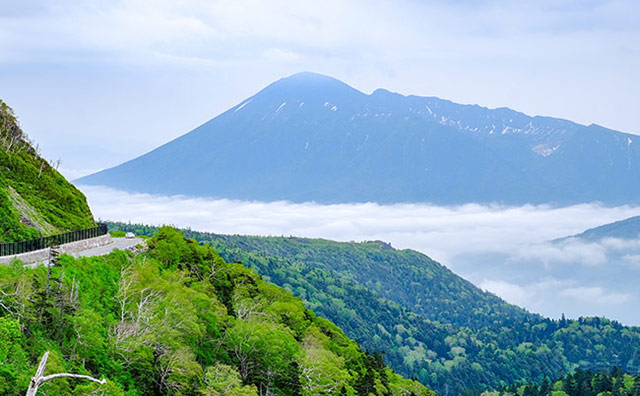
[0,226,432,395]
[107,223,640,395]
[0,99,94,243]
[491,367,640,396]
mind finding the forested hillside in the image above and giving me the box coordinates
[0,99,94,242]
[108,223,640,395]
[493,366,640,396]
[0,226,431,396]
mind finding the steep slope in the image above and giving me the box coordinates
[78,72,640,205]
[108,222,640,395]
[0,227,432,396]
[0,99,94,242]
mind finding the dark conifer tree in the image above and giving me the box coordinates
[523,383,539,396]
[632,376,640,396]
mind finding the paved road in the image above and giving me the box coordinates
[71,237,144,258]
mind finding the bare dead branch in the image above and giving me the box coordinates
[26,351,106,396]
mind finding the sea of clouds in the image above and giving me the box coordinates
[80,185,640,325]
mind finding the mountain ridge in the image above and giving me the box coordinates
[77,72,640,205]
[556,215,640,242]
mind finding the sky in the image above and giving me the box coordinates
[0,0,639,179]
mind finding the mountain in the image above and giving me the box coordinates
[0,226,432,396]
[108,222,640,395]
[559,215,640,242]
[0,100,428,396]
[0,99,95,242]
[78,72,640,205]
[540,215,640,326]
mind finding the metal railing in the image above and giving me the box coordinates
[0,223,108,257]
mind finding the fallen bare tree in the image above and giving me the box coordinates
[26,351,106,396]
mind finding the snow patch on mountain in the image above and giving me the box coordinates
[532,144,560,157]
[234,99,252,112]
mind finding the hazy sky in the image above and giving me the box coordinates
[1,0,639,178]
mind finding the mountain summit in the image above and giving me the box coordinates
[78,72,640,205]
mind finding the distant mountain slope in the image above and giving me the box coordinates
[108,222,640,395]
[78,72,640,205]
[212,235,533,330]
[561,215,640,241]
[0,100,94,242]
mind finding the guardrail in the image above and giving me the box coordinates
[0,223,108,257]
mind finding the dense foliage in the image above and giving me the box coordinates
[0,99,94,242]
[0,226,432,396]
[491,367,640,396]
[107,223,640,395]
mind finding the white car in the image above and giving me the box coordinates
[125,232,135,239]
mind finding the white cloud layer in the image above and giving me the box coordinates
[480,277,635,322]
[560,286,630,305]
[80,186,639,261]
[80,185,640,325]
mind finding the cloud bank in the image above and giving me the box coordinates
[80,185,640,325]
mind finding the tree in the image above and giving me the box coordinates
[523,384,539,396]
[300,331,350,395]
[593,373,613,395]
[25,351,106,396]
[540,378,552,396]
[632,376,640,396]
